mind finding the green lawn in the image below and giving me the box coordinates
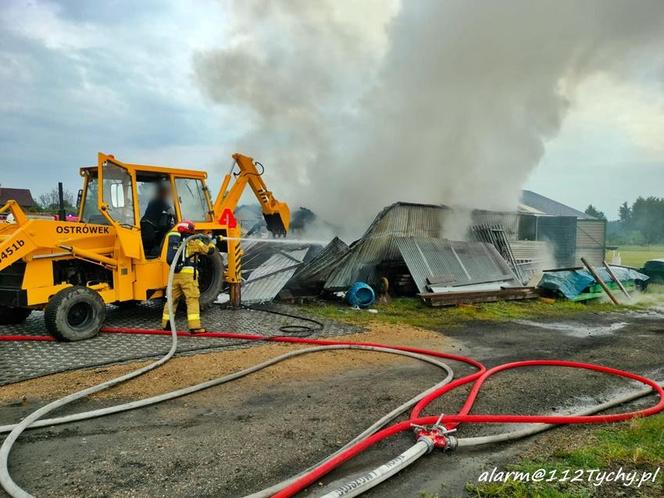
[300,297,630,330]
[609,245,664,268]
[465,414,664,497]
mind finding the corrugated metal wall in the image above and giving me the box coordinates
[396,238,516,293]
[535,216,577,267]
[325,203,448,289]
[576,219,606,266]
[510,240,552,262]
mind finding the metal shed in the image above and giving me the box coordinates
[519,190,606,266]
[324,202,448,290]
[323,202,518,292]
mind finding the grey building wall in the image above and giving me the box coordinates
[576,219,607,266]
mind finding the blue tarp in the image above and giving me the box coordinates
[538,266,649,299]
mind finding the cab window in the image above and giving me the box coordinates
[102,161,136,226]
[81,176,106,224]
[175,178,211,222]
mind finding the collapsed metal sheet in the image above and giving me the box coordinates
[242,249,309,303]
[395,237,517,294]
[324,202,450,290]
[291,237,350,285]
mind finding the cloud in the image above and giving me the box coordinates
[527,73,664,217]
[0,0,231,197]
[194,0,664,238]
[0,0,99,51]
[2,0,664,226]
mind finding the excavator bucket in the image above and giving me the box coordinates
[264,212,288,237]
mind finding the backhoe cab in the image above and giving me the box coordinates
[0,153,289,341]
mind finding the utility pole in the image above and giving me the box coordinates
[58,182,66,221]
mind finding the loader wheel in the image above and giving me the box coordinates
[0,306,32,325]
[45,286,106,341]
[197,250,225,308]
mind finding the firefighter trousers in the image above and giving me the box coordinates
[161,270,201,330]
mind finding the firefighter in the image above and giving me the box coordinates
[161,220,217,333]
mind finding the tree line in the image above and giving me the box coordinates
[590,197,664,245]
[36,188,76,212]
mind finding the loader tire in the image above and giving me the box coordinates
[0,306,32,325]
[197,250,225,309]
[45,286,106,341]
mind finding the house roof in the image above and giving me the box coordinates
[520,190,593,219]
[0,188,35,207]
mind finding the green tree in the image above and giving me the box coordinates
[607,197,664,245]
[618,201,632,225]
[584,204,606,220]
[38,188,76,212]
[631,196,664,244]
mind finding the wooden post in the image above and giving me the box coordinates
[603,260,631,300]
[581,257,619,305]
[229,282,241,309]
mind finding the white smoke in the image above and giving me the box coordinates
[195,0,664,238]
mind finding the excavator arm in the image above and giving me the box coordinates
[213,153,290,236]
[0,202,36,272]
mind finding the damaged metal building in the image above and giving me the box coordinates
[233,191,604,304]
[323,202,521,294]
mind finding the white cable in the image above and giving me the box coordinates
[277,383,664,497]
[317,440,430,498]
[0,346,452,434]
[244,371,453,498]
[0,234,456,497]
[456,383,662,447]
[0,234,192,498]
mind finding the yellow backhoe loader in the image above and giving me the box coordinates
[0,153,289,340]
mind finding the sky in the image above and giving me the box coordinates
[1,0,664,221]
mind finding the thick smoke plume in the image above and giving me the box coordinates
[195,0,664,238]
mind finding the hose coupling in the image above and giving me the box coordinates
[413,424,458,451]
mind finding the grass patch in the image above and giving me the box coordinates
[610,245,664,268]
[465,414,664,497]
[299,297,630,330]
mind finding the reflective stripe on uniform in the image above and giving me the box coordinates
[179,267,195,274]
[188,313,200,321]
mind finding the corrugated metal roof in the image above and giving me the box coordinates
[324,203,449,290]
[242,249,309,303]
[291,237,349,284]
[520,190,593,220]
[395,238,516,293]
[242,240,321,274]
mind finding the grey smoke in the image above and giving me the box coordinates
[194,0,664,238]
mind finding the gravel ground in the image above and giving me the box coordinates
[1,307,663,497]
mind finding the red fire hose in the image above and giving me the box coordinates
[273,360,664,497]
[0,335,54,342]
[3,326,662,498]
[100,327,664,497]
